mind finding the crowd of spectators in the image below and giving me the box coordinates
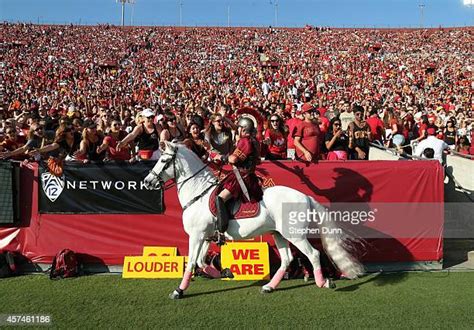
[0,23,472,164]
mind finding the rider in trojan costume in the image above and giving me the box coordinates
[213,117,263,245]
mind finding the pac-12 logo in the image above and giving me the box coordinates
[41,172,65,202]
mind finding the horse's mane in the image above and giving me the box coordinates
[167,141,207,169]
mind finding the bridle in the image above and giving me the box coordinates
[148,148,218,210]
[149,150,177,188]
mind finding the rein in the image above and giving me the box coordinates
[181,182,218,211]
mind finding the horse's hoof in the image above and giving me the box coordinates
[221,268,234,279]
[339,272,350,280]
[324,279,336,289]
[169,289,183,300]
[261,285,274,294]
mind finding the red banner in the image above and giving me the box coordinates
[0,160,444,265]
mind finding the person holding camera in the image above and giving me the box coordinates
[325,117,349,160]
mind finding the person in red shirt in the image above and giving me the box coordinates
[0,128,25,160]
[263,115,287,160]
[414,115,429,142]
[387,110,405,150]
[0,129,20,151]
[294,103,321,162]
[366,109,385,145]
[316,109,330,136]
[314,109,330,159]
[97,120,131,161]
[402,113,417,144]
[317,105,328,118]
[285,106,302,159]
[456,135,471,155]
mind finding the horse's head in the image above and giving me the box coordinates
[144,141,178,189]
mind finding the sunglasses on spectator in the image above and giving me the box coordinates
[112,123,121,127]
[213,120,222,123]
[334,123,341,126]
[6,130,16,135]
[35,127,44,132]
[271,119,279,122]
[355,112,363,116]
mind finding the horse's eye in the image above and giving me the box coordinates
[160,158,168,163]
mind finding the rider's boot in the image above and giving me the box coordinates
[216,196,229,246]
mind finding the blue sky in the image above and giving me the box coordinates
[0,0,473,27]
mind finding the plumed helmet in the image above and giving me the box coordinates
[237,116,255,133]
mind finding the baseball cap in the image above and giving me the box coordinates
[67,105,77,118]
[301,103,315,113]
[141,108,155,118]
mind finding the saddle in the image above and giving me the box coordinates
[209,188,260,220]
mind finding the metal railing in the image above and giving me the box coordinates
[369,142,474,161]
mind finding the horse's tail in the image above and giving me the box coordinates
[309,197,365,279]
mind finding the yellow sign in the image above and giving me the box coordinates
[142,246,177,257]
[184,256,188,270]
[122,256,184,278]
[221,242,270,280]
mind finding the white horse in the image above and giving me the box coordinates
[144,141,363,299]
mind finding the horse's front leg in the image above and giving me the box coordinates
[169,234,204,299]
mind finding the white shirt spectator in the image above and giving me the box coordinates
[261,82,271,96]
[415,136,449,164]
[291,86,298,97]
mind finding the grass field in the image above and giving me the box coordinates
[1,272,473,328]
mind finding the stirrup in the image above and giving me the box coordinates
[216,232,226,246]
[205,233,218,242]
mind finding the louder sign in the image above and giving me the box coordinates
[122,256,184,278]
[221,242,270,280]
